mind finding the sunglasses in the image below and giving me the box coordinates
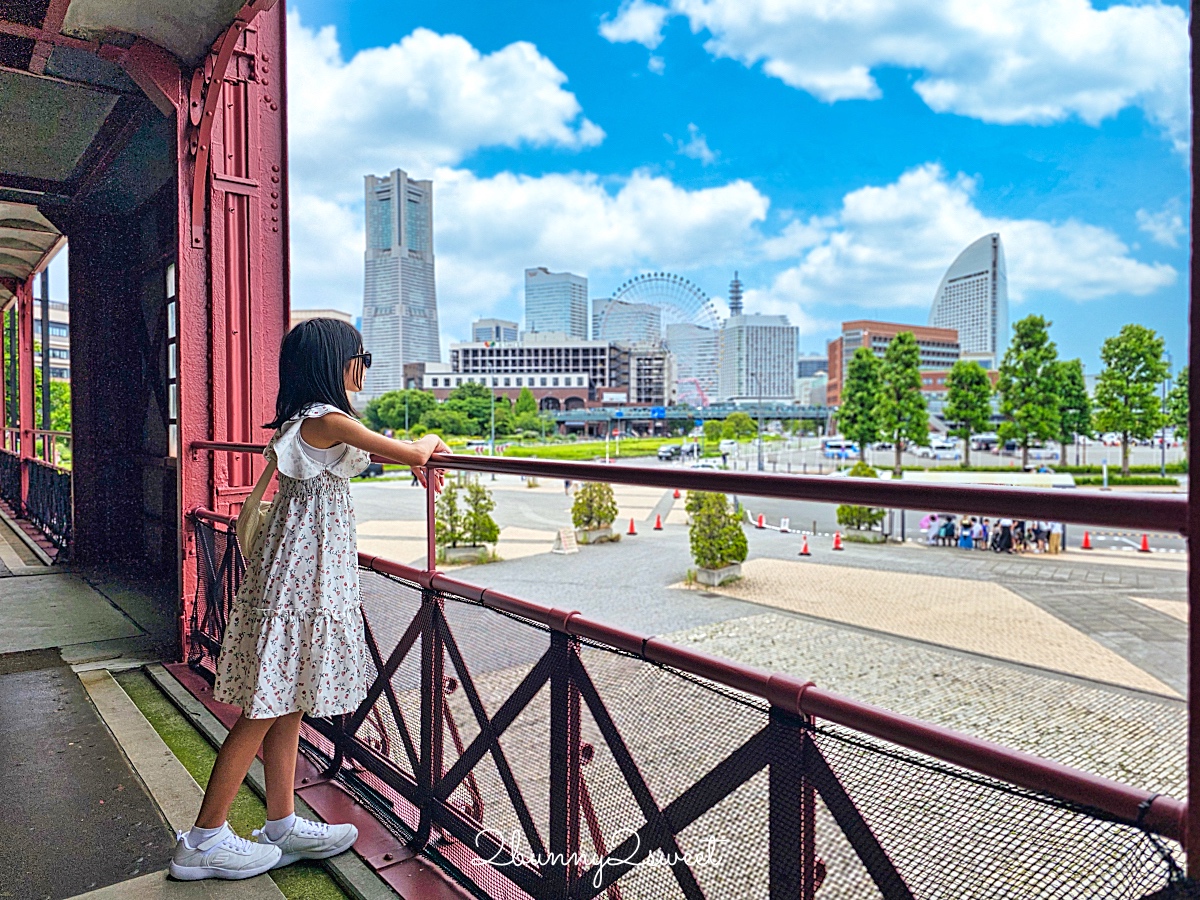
[350,352,372,369]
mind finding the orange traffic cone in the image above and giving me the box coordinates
[1081,531,1093,550]
[1139,533,1151,553]
[832,532,844,551]
[628,517,637,536]
[799,535,811,557]
[756,514,765,529]
[673,488,681,499]
[653,514,663,531]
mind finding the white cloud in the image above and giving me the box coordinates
[600,0,671,49]
[287,10,603,199]
[755,163,1176,315]
[668,123,718,164]
[648,55,666,74]
[432,168,770,342]
[618,0,1188,149]
[1136,201,1187,248]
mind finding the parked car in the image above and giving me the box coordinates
[657,444,682,460]
[361,462,385,477]
[718,439,739,455]
[690,459,722,470]
[915,438,959,459]
[971,433,999,452]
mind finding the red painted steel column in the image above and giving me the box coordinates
[16,276,34,511]
[1188,0,1200,869]
[176,1,289,661]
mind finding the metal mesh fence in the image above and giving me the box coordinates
[189,516,1187,899]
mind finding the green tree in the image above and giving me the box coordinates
[836,460,886,530]
[363,389,436,435]
[1056,359,1092,463]
[722,411,757,440]
[997,315,1061,469]
[463,480,500,547]
[838,347,881,464]
[877,332,928,475]
[688,492,748,571]
[514,385,538,417]
[1167,366,1188,459]
[442,381,512,435]
[703,419,723,444]
[1093,324,1167,476]
[571,482,619,532]
[943,360,992,467]
[419,406,475,435]
[435,481,465,548]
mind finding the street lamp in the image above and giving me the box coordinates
[1161,350,1172,478]
[751,372,764,472]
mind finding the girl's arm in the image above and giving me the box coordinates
[303,414,451,468]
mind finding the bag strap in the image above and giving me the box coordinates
[243,457,277,514]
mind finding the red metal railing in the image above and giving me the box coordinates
[187,441,1188,897]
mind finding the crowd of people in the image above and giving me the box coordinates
[920,514,1064,554]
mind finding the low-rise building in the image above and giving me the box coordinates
[827,320,960,405]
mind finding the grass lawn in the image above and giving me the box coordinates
[115,670,350,900]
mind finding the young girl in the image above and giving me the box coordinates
[171,318,449,881]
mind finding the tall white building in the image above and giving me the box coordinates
[929,233,1008,367]
[592,298,662,345]
[665,323,718,404]
[472,318,518,343]
[361,169,441,398]
[718,315,798,402]
[525,268,588,339]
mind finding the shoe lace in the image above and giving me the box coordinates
[219,830,257,854]
[295,817,330,838]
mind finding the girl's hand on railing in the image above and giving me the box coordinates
[413,465,445,493]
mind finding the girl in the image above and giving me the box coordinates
[171,318,449,880]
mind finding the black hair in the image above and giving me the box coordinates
[265,317,363,429]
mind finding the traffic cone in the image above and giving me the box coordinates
[653,514,663,531]
[1081,531,1093,550]
[1139,533,1151,553]
[673,488,681,499]
[627,517,637,536]
[832,532,844,551]
[799,535,811,557]
[756,514,765,529]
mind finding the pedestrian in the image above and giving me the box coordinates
[172,318,450,881]
[1036,521,1049,553]
[971,517,984,550]
[1049,521,1063,555]
[997,517,1014,553]
[564,479,572,495]
[920,513,936,545]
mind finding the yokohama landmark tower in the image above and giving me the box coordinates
[361,169,441,397]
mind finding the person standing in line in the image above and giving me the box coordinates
[997,518,1014,553]
[170,319,450,881]
[1049,521,1063,554]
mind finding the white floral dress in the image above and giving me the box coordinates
[213,403,372,719]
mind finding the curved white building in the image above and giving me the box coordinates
[929,233,1008,366]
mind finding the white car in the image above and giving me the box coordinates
[690,459,722,470]
[915,439,960,459]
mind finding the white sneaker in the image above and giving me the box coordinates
[169,823,282,880]
[254,815,358,868]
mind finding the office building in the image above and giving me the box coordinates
[929,233,1008,362]
[592,298,662,345]
[446,332,628,406]
[361,168,441,398]
[718,314,798,402]
[628,344,677,406]
[525,268,588,339]
[826,321,960,405]
[30,298,71,382]
[665,323,718,404]
[472,318,518,343]
[794,373,828,407]
[797,354,826,380]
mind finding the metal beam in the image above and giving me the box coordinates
[27,0,74,75]
[0,18,95,52]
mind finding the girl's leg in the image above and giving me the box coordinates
[262,711,304,820]
[195,713,277,828]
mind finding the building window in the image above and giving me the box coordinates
[48,324,68,338]
[540,377,547,386]
[516,377,523,386]
[504,377,511,386]
[552,377,559,386]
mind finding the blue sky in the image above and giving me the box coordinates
[284,0,1190,372]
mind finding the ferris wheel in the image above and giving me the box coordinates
[596,272,720,342]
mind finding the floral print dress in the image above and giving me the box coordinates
[213,403,372,719]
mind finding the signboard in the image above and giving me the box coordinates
[602,392,628,404]
[650,406,666,419]
[614,409,625,418]
[552,528,579,554]
[695,419,703,427]
[780,517,790,534]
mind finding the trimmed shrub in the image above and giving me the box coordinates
[836,461,887,530]
[689,492,748,571]
[571,482,618,531]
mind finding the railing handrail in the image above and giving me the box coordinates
[31,429,71,438]
[192,505,1187,845]
[189,440,1188,533]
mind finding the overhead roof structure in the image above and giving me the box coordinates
[0,0,250,304]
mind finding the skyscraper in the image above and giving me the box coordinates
[665,323,718,404]
[361,169,441,398]
[473,318,518,343]
[525,268,588,339]
[718,315,798,402]
[929,233,1008,367]
[592,298,662,345]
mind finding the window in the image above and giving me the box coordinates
[49,348,69,359]
[552,377,559,386]
[540,377,547,386]
[49,368,69,380]
[504,377,510,386]
[516,377,523,386]
[48,324,68,338]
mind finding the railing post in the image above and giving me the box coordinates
[769,707,818,900]
[549,630,582,898]
[16,276,34,515]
